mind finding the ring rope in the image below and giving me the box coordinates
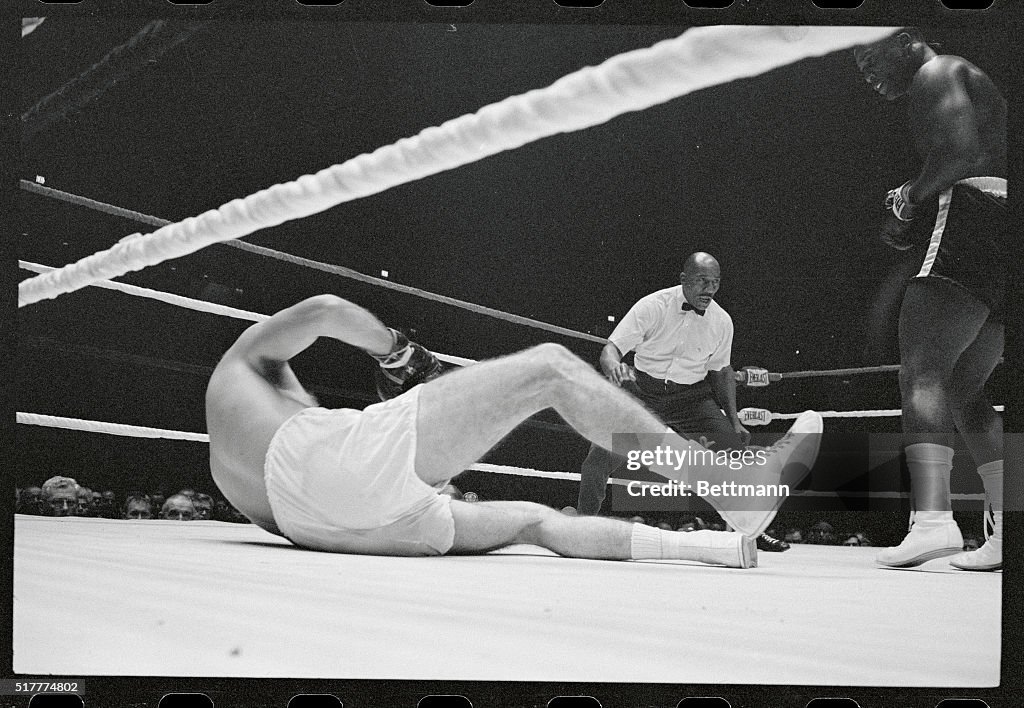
[218,240,610,344]
[23,335,380,404]
[17,412,208,442]
[27,407,1007,439]
[13,413,987,502]
[20,182,929,380]
[737,364,906,386]
[21,260,267,323]
[20,336,604,428]
[22,261,1002,394]
[744,405,1002,425]
[20,260,477,368]
[22,18,45,38]
[20,179,170,229]
[18,25,896,307]
[20,181,606,344]
[780,365,902,380]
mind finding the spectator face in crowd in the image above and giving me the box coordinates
[76,487,93,516]
[178,488,197,499]
[17,486,46,515]
[150,493,166,510]
[193,494,214,521]
[784,528,803,543]
[41,476,80,517]
[213,499,232,521]
[843,536,861,546]
[124,496,154,520]
[963,537,981,552]
[212,499,249,523]
[656,521,674,531]
[226,504,250,523]
[95,490,117,518]
[677,515,706,532]
[807,521,836,545]
[161,494,196,521]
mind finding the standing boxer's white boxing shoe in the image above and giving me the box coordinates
[950,510,1002,571]
[875,511,963,568]
[713,410,823,540]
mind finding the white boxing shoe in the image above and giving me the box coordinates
[949,538,1002,571]
[714,410,823,539]
[875,511,963,568]
[950,510,1002,572]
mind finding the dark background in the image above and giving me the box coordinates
[15,19,1014,503]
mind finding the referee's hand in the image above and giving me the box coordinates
[607,363,637,387]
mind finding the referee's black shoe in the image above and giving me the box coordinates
[757,533,791,552]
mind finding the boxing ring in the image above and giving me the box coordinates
[14,515,1000,685]
[15,23,1002,689]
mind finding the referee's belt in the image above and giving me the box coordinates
[634,369,707,395]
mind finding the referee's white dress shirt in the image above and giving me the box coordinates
[608,285,733,385]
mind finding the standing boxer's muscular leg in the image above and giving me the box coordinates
[948,319,1005,571]
[876,279,990,567]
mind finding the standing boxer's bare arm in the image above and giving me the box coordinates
[905,57,1006,203]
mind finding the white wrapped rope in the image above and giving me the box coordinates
[19,25,896,307]
[740,405,1004,426]
[20,260,268,323]
[12,412,991,502]
[17,412,209,442]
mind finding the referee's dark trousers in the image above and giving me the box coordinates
[577,369,745,516]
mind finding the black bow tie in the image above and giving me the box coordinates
[681,302,705,316]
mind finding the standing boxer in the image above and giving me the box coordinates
[855,29,1007,570]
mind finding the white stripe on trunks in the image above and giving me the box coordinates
[917,186,953,278]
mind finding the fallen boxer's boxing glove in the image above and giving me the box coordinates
[372,328,445,400]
